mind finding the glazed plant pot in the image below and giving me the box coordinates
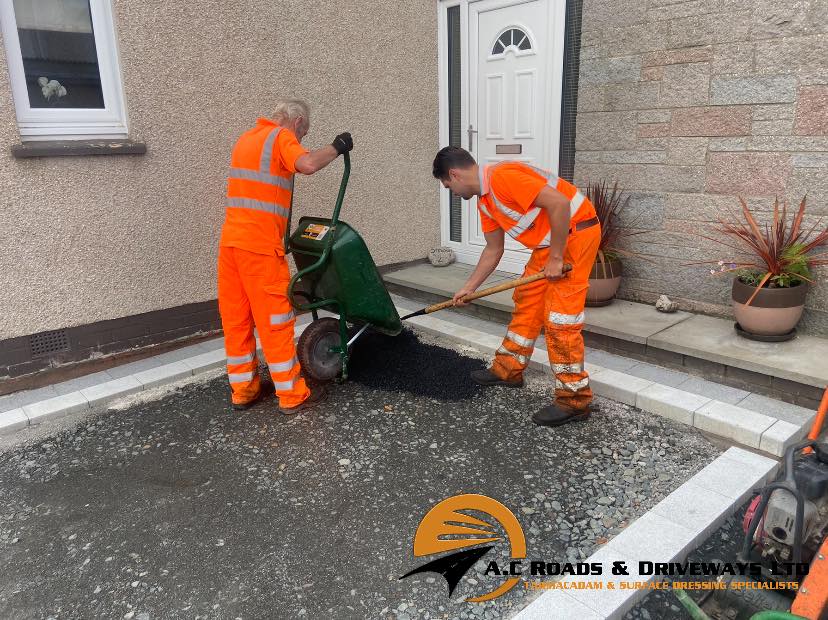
[732,278,807,340]
[586,259,622,307]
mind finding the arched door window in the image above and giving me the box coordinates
[490,27,533,57]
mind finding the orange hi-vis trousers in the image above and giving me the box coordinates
[490,224,601,410]
[218,246,310,409]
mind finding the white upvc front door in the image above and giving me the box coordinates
[439,0,566,273]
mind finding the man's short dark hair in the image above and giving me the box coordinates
[432,146,476,180]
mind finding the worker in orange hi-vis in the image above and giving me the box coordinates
[432,146,601,427]
[218,98,353,414]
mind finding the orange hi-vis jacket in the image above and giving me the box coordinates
[477,162,597,249]
[219,118,309,256]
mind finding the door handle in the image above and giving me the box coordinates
[467,124,478,151]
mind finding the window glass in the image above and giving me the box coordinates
[13,0,104,108]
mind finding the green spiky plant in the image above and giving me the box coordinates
[585,180,649,277]
[700,196,828,306]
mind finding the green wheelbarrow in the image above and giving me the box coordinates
[287,152,402,382]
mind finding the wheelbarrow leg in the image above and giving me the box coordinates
[337,313,350,382]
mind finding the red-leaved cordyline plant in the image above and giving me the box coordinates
[585,180,651,277]
[697,196,828,306]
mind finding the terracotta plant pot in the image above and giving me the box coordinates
[732,278,807,339]
[586,259,622,307]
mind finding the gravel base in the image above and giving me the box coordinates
[0,328,722,619]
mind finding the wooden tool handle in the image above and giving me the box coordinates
[424,263,573,315]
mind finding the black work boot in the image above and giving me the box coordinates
[232,378,274,411]
[470,369,524,388]
[279,385,329,415]
[532,403,595,427]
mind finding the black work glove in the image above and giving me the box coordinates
[332,132,353,155]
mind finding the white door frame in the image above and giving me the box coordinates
[437,0,567,273]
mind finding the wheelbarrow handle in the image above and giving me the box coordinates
[287,152,351,312]
[407,263,573,318]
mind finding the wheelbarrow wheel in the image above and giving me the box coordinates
[297,318,344,383]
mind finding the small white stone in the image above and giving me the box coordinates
[428,247,456,267]
[338,459,351,466]
[655,294,679,313]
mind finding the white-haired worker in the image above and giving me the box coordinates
[218,98,352,414]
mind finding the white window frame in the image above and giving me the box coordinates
[0,0,128,140]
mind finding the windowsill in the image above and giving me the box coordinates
[11,139,147,158]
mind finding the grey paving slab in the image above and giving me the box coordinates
[585,299,693,344]
[0,409,28,435]
[147,345,210,366]
[605,510,696,563]
[0,386,59,413]
[105,356,175,380]
[80,377,144,408]
[52,371,116,396]
[625,362,690,387]
[513,591,603,620]
[635,384,711,425]
[584,348,640,372]
[590,369,654,406]
[22,392,89,425]
[694,401,776,448]
[196,337,225,352]
[132,362,193,389]
[736,392,816,426]
[181,349,226,374]
[760,420,808,457]
[651,482,737,547]
[689,455,773,503]
[383,263,511,298]
[648,314,828,388]
[677,376,751,405]
[561,546,653,618]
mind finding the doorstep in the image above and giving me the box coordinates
[383,263,828,410]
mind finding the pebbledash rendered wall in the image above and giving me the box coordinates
[573,0,828,334]
[0,0,439,342]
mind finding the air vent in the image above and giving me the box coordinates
[29,329,69,358]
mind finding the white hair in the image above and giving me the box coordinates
[272,98,310,124]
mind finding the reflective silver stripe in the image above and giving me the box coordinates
[260,126,281,173]
[273,376,298,391]
[227,197,290,217]
[497,346,527,366]
[506,330,535,348]
[490,190,523,221]
[478,200,495,220]
[527,163,554,181]
[570,191,586,216]
[509,207,542,237]
[228,371,254,383]
[229,167,293,189]
[268,356,298,374]
[548,311,585,325]
[555,377,590,391]
[227,353,255,365]
[553,362,585,375]
[270,311,295,326]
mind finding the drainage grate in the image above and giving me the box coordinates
[29,329,69,358]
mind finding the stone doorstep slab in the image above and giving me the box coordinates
[384,265,828,390]
[0,324,313,436]
[513,448,778,620]
[399,305,809,457]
